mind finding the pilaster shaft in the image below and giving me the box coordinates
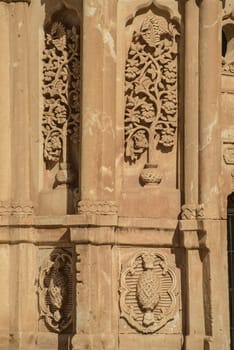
[79,0,117,214]
[9,2,32,211]
[184,0,199,206]
[199,0,222,218]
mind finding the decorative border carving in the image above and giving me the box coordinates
[77,201,118,215]
[0,201,33,215]
[38,248,73,333]
[119,250,178,334]
[124,1,181,24]
[181,204,204,220]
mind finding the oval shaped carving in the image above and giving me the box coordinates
[119,250,178,334]
[38,248,73,332]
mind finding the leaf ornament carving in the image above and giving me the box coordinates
[124,15,179,164]
[42,21,80,163]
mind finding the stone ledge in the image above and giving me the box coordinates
[0,214,179,229]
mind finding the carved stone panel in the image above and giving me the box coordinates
[124,9,180,186]
[38,247,73,333]
[119,250,179,334]
[42,12,80,187]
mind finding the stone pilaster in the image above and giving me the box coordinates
[8,1,33,214]
[184,0,199,210]
[0,2,11,208]
[78,0,117,215]
[199,0,222,218]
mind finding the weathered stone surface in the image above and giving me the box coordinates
[0,0,232,349]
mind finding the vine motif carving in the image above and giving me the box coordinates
[38,248,73,333]
[42,21,80,164]
[124,14,179,184]
[119,250,178,334]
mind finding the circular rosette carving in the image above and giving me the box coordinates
[38,248,73,333]
[119,251,178,334]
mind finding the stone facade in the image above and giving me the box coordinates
[0,0,233,349]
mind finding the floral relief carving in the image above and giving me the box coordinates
[124,14,179,185]
[42,20,80,167]
[38,248,73,333]
[119,250,178,334]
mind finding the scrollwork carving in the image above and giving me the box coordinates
[119,250,178,334]
[42,20,80,165]
[38,248,73,333]
[124,13,179,176]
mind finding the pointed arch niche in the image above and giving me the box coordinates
[116,0,182,218]
[38,0,82,215]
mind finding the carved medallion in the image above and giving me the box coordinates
[124,14,179,185]
[38,248,73,332]
[119,250,178,333]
